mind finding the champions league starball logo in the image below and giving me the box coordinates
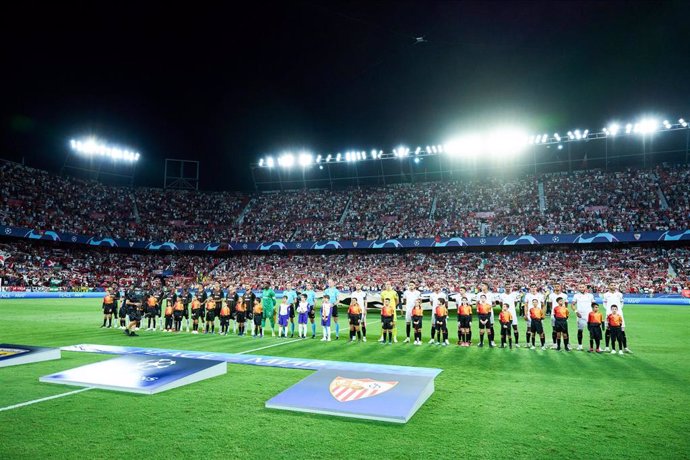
[24,230,61,241]
[433,237,468,247]
[368,239,403,249]
[311,241,343,250]
[658,230,690,242]
[329,376,398,403]
[499,235,540,246]
[136,359,176,370]
[86,237,118,247]
[574,232,619,244]
[145,242,178,251]
[259,242,288,251]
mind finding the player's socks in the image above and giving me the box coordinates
[335,323,339,338]
[526,331,531,346]
[605,329,611,348]
[362,325,367,336]
[349,330,354,341]
[552,331,557,345]
[540,336,545,347]
[514,330,519,344]
[108,318,112,327]
[311,323,316,336]
[290,322,295,336]
[621,331,627,348]
[590,338,594,348]
[406,324,411,339]
[467,331,472,344]
[357,331,362,341]
[443,331,448,342]
[531,336,536,347]
[102,318,107,327]
[501,336,505,347]
[480,333,485,345]
[577,330,583,346]
[556,338,561,350]
[564,337,570,349]
[509,338,512,349]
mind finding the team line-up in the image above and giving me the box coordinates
[99,280,632,355]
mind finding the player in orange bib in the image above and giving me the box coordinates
[457,297,472,347]
[163,302,174,332]
[101,288,116,328]
[219,302,232,335]
[498,303,513,349]
[587,303,604,353]
[433,299,449,346]
[552,297,571,351]
[411,299,424,345]
[529,299,546,349]
[607,305,624,355]
[347,300,363,343]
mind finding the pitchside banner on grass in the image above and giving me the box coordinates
[266,369,436,423]
[40,355,226,394]
[0,344,61,368]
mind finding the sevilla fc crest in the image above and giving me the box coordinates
[329,376,398,402]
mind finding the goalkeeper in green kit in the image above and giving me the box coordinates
[261,284,277,336]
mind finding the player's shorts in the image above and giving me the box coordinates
[288,305,295,318]
[404,308,413,322]
[412,317,422,329]
[118,306,127,318]
[554,318,569,333]
[348,314,360,326]
[530,319,544,334]
[577,317,587,331]
[435,317,447,329]
[500,321,512,332]
[308,308,315,319]
[458,315,471,328]
[478,314,491,327]
[321,316,332,327]
[173,310,184,318]
[205,311,216,322]
[588,324,602,339]
[253,314,263,326]
[297,312,308,324]
[220,315,230,323]
[103,305,115,314]
[182,308,190,319]
[192,310,203,320]
[551,315,556,327]
[331,306,338,318]
[278,314,289,327]
[236,312,246,323]
[381,318,393,331]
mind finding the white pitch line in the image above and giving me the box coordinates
[237,319,381,355]
[0,387,94,413]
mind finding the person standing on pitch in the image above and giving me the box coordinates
[402,281,421,343]
[498,303,513,349]
[304,282,317,339]
[607,305,624,355]
[296,293,310,339]
[380,298,395,344]
[501,285,521,347]
[235,298,247,336]
[603,283,631,353]
[190,294,203,334]
[320,294,333,342]
[429,284,447,344]
[323,279,341,340]
[283,284,297,337]
[261,284,277,336]
[101,287,116,328]
[457,297,472,346]
[411,298,424,345]
[587,303,604,352]
[523,284,544,349]
[478,282,497,347]
[379,282,399,343]
[277,296,290,338]
[252,298,263,338]
[434,298,449,346]
[570,284,594,351]
[549,284,566,348]
[225,285,238,334]
[528,299,546,349]
[123,285,144,336]
[552,297,570,351]
[350,283,368,342]
[477,294,493,348]
[347,298,363,343]
[241,283,256,335]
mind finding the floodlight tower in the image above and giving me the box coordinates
[63,136,140,185]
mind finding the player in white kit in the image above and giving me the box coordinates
[523,284,544,348]
[570,283,594,351]
[402,282,422,343]
[602,283,631,353]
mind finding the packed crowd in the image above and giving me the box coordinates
[1,241,687,294]
[2,160,690,243]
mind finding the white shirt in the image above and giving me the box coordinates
[297,301,309,314]
[429,291,446,309]
[404,289,422,311]
[351,290,367,309]
[602,291,625,326]
[502,291,519,317]
[551,291,566,304]
[453,291,474,305]
[478,291,494,305]
[524,292,544,309]
[573,292,595,317]
[279,302,290,316]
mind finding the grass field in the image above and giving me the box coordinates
[1,299,689,460]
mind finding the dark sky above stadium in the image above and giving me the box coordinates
[1,1,689,190]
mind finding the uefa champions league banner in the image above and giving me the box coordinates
[0,344,61,368]
[2,224,690,252]
[0,291,105,299]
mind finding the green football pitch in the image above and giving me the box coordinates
[1,299,689,460]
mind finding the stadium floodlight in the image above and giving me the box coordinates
[437,144,444,153]
[326,154,332,162]
[319,165,324,170]
[680,118,688,128]
[336,153,342,162]
[414,157,420,164]
[345,152,352,162]
[567,131,575,140]
[583,129,589,139]
[371,150,377,159]
[558,144,563,150]
[259,158,265,167]
[377,151,383,159]
[637,118,658,134]
[574,130,582,140]
[266,156,275,168]
[278,153,295,168]
[444,135,482,158]
[625,123,633,134]
[608,123,620,136]
[431,145,438,153]
[425,145,432,153]
[663,120,672,129]
[485,129,529,157]
[70,136,140,162]
[298,152,313,167]
[554,133,561,142]
[415,147,421,155]
[541,134,548,143]
[316,154,322,163]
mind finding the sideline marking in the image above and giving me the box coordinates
[0,387,93,413]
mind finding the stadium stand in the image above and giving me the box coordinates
[1,160,690,243]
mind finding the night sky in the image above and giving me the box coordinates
[1,1,689,189]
